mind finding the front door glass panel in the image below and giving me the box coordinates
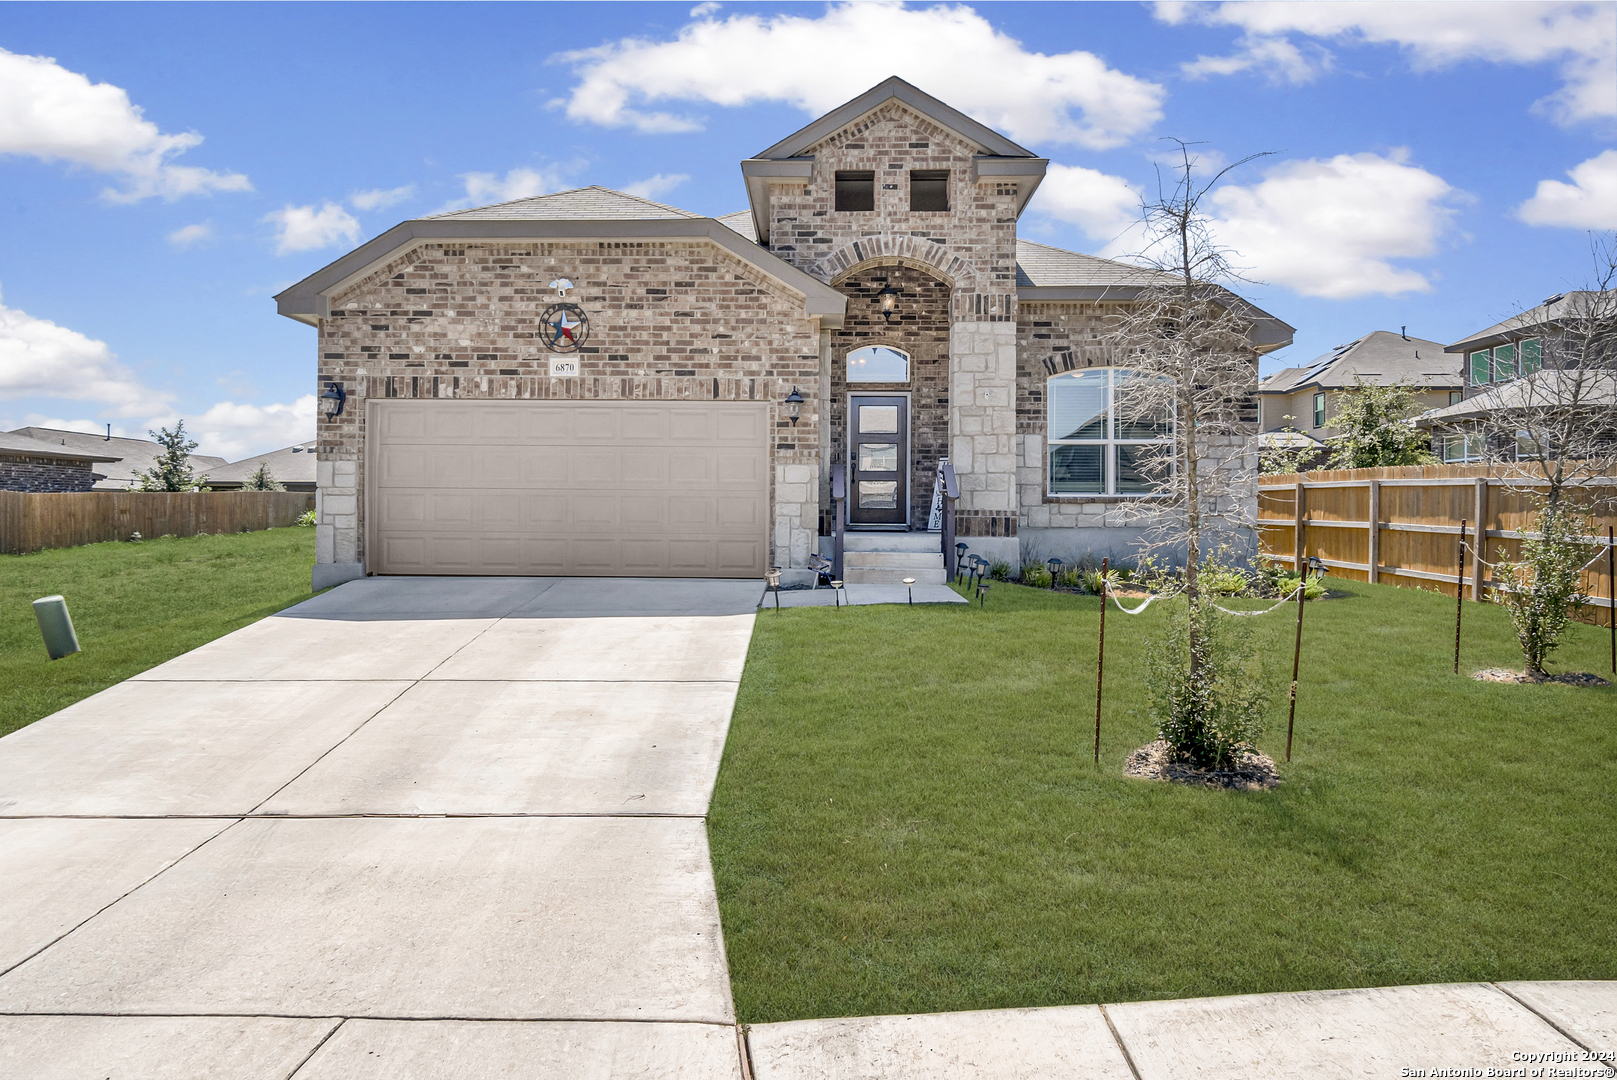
[848,396,908,525]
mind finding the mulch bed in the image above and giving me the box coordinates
[1471,668,1611,687]
[1124,739,1282,791]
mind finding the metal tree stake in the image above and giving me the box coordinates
[1609,525,1615,675]
[1094,557,1107,766]
[1454,519,1467,675]
[1285,574,1306,763]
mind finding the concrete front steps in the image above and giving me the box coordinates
[841,532,947,585]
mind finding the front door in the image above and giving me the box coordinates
[848,395,908,526]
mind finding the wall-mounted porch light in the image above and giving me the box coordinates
[320,382,347,420]
[877,282,900,324]
[784,386,804,425]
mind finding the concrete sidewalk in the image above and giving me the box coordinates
[0,576,757,1077]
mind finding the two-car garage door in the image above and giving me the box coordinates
[368,400,768,577]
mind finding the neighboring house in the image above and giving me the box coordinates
[0,432,121,492]
[276,77,1291,590]
[1420,291,1616,462]
[205,442,318,491]
[1258,330,1460,443]
[8,428,227,490]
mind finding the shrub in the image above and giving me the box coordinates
[1272,573,1327,600]
[1492,502,1594,675]
[1146,597,1270,769]
[1056,568,1083,590]
[989,560,1012,581]
[1021,565,1053,588]
[296,510,316,528]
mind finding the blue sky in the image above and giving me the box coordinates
[2,1,1613,458]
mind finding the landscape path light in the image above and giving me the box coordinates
[903,577,916,605]
[1047,557,1065,589]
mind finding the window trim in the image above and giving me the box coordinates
[1046,367,1174,498]
[1441,433,1485,463]
[1312,391,1326,429]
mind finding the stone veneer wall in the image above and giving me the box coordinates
[828,262,952,528]
[0,457,98,493]
[314,239,822,573]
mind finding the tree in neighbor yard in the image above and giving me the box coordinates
[1100,140,1276,768]
[243,462,283,491]
[138,421,204,492]
[1461,234,1617,674]
[1325,380,1437,469]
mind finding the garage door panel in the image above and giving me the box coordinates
[371,401,767,577]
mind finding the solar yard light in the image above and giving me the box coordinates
[903,576,916,605]
[766,566,782,610]
[1046,557,1065,588]
[33,595,80,660]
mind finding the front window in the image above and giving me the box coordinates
[1449,390,1464,406]
[1470,349,1492,386]
[846,345,909,383]
[1515,430,1545,460]
[1520,337,1542,375]
[1493,342,1517,382]
[909,170,949,211]
[1047,368,1173,496]
[1313,392,1325,428]
[835,171,874,211]
[1441,433,1485,463]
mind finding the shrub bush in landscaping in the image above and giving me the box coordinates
[1493,502,1595,675]
[1146,597,1269,769]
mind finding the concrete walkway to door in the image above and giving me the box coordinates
[0,576,760,1077]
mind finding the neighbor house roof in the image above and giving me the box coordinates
[1260,330,1461,394]
[276,187,847,328]
[1414,369,1617,427]
[204,442,317,488]
[1446,290,1613,353]
[1258,430,1325,449]
[740,76,1047,243]
[8,428,223,490]
[0,431,122,466]
[427,186,702,222]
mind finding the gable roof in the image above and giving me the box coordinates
[739,77,1048,243]
[8,427,224,490]
[1415,368,1617,426]
[276,187,847,328]
[0,431,122,466]
[1013,239,1167,290]
[754,76,1038,160]
[205,441,317,487]
[1446,290,1613,353]
[716,209,757,243]
[428,186,702,221]
[1261,330,1461,394]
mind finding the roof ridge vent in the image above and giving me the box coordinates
[1543,293,1565,306]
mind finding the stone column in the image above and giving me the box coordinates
[949,320,1020,568]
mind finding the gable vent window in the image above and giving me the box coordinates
[835,171,875,211]
[910,170,949,211]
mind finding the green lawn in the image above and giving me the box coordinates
[0,528,317,737]
[709,578,1617,1023]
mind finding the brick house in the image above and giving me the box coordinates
[0,432,120,492]
[277,78,1291,589]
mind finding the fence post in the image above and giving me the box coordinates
[1293,481,1306,571]
[1366,480,1380,584]
[1471,478,1488,601]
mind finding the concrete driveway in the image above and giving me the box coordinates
[0,576,759,1077]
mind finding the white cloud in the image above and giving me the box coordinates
[1157,1,1616,126]
[0,47,251,201]
[555,3,1165,149]
[185,395,317,460]
[689,2,721,17]
[1181,33,1332,84]
[350,184,416,211]
[263,202,362,255]
[1517,149,1617,229]
[167,222,213,249]
[0,286,171,415]
[1199,150,1458,299]
[432,164,581,214]
[621,172,690,200]
[1027,163,1141,242]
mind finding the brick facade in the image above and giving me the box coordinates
[314,240,821,571]
[0,457,100,493]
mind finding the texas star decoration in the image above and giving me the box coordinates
[539,278,590,353]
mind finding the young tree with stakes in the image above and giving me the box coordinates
[1450,235,1617,674]
[1098,141,1278,768]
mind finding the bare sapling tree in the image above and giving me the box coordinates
[1456,233,1617,673]
[1100,140,1278,767]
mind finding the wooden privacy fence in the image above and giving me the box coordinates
[0,491,316,554]
[1258,464,1615,627]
